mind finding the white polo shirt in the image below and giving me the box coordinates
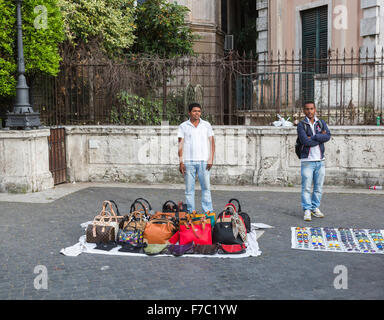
[178,119,214,161]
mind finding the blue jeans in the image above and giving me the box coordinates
[184,161,213,213]
[301,161,325,211]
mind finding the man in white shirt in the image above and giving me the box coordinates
[297,101,331,221]
[178,103,215,213]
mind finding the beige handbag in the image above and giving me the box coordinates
[95,200,124,241]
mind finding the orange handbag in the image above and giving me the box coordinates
[143,212,178,244]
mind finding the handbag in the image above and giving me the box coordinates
[119,210,147,232]
[193,244,219,255]
[117,227,144,247]
[99,200,125,240]
[129,198,153,221]
[143,212,178,244]
[167,243,194,256]
[191,211,216,227]
[218,243,247,254]
[179,216,212,245]
[162,200,188,223]
[213,208,247,245]
[228,198,251,233]
[86,215,116,244]
[143,244,169,256]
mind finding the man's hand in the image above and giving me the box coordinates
[206,161,213,171]
[179,162,186,175]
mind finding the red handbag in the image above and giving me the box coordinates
[179,217,212,245]
[219,243,246,254]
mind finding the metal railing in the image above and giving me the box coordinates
[9,49,384,126]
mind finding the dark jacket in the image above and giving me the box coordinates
[297,117,331,160]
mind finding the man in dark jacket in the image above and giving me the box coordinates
[297,101,331,221]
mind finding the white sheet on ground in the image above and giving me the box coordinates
[60,222,273,258]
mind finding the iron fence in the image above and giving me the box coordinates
[11,49,384,126]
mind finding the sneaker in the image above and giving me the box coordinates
[312,208,325,218]
[304,210,312,221]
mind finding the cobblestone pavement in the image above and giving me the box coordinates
[0,185,384,300]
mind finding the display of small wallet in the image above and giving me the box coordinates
[118,243,146,253]
[94,243,118,251]
[193,244,219,255]
[167,243,194,256]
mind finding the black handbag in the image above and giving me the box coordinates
[228,198,251,233]
[213,208,247,245]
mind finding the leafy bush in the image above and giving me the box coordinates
[0,0,64,97]
[58,0,136,59]
[111,89,187,125]
[133,0,195,58]
[111,92,162,125]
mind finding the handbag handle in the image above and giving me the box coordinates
[107,200,121,216]
[162,200,179,213]
[228,198,242,213]
[223,203,236,214]
[130,200,151,221]
[217,209,233,221]
[100,200,125,223]
[132,198,152,211]
[101,200,118,217]
[151,211,178,222]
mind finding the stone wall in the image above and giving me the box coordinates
[0,129,53,193]
[64,125,384,187]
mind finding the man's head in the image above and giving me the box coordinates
[303,101,316,120]
[188,103,202,121]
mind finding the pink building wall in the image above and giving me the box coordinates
[269,0,363,57]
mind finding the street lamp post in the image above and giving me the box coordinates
[5,0,41,130]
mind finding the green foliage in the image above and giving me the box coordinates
[111,92,162,125]
[111,90,187,125]
[58,0,136,58]
[133,0,195,58]
[0,0,64,97]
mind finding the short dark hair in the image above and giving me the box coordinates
[303,101,316,108]
[188,102,201,112]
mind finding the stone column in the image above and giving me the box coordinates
[0,129,54,193]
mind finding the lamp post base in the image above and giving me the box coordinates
[5,112,41,130]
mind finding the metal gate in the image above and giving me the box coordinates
[48,127,67,185]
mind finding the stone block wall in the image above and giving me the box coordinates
[64,125,384,187]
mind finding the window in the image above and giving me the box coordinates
[301,5,328,101]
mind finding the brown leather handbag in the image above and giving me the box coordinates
[86,200,124,243]
[143,212,178,244]
[86,215,116,244]
[119,210,147,232]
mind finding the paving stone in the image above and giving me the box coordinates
[1,187,384,300]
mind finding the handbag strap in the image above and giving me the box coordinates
[228,198,242,213]
[132,198,152,211]
[151,211,178,222]
[101,200,118,217]
[107,200,121,216]
[162,200,179,213]
[223,203,236,214]
[130,198,152,216]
